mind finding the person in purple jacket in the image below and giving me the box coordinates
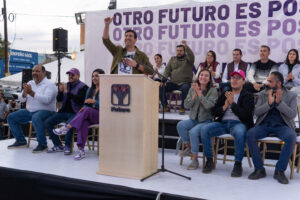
[45,68,88,155]
[53,68,104,160]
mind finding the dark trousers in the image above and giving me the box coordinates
[247,124,296,171]
[159,82,190,109]
[45,112,75,147]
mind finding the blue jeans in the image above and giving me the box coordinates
[177,119,212,153]
[7,109,54,146]
[201,120,247,162]
[159,82,190,109]
[247,124,296,171]
[44,112,75,147]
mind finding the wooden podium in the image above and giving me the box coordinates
[97,74,159,179]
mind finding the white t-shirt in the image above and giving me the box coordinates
[118,51,135,74]
[153,64,166,80]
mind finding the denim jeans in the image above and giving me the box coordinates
[201,120,247,161]
[247,124,296,171]
[177,119,212,153]
[7,109,54,146]
[159,82,190,109]
[44,112,75,147]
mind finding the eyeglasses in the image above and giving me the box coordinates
[230,76,243,80]
[68,73,75,77]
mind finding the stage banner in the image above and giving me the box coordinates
[85,0,300,83]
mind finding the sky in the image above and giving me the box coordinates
[0,0,216,54]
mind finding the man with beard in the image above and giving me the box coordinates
[45,68,88,155]
[159,40,195,115]
[245,45,278,93]
[7,65,57,153]
[102,17,153,75]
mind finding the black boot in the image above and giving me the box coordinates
[231,161,243,177]
[203,158,214,174]
[273,170,289,184]
[248,168,266,180]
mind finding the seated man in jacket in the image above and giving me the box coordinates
[247,71,297,184]
[201,70,254,177]
[45,68,88,155]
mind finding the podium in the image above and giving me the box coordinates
[97,74,159,179]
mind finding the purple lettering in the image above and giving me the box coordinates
[204,40,215,53]
[169,8,179,23]
[282,38,295,52]
[248,21,260,37]
[113,13,122,26]
[283,0,297,16]
[113,28,122,41]
[236,3,247,19]
[268,1,281,17]
[192,7,204,22]
[180,24,190,39]
[192,24,203,38]
[132,27,142,40]
[158,25,168,40]
[181,7,191,22]
[143,26,153,40]
[217,40,228,55]
[283,19,296,35]
[218,5,229,20]
[267,38,280,50]
[158,9,168,23]
[205,6,216,21]
[205,23,216,38]
[123,12,132,25]
[169,25,179,39]
[133,11,142,25]
[236,21,247,37]
[158,42,168,54]
[217,23,229,38]
[144,10,153,24]
[268,20,281,36]
[249,2,261,18]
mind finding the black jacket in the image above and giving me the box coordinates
[212,88,254,129]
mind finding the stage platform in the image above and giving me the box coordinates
[0,138,300,200]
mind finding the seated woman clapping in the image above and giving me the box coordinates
[53,68,105,160]
[176,69,218,170]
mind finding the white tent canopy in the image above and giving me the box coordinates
[0,51,85,88]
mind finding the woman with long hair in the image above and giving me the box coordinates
[196,50,222,83]
[53,68,105,160]
[176,69,218,170]
[279,49,300,93]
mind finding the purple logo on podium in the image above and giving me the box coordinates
[111,84,130,112]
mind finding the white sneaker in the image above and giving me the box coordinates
[53,125,70,136]
[74,150,85,160]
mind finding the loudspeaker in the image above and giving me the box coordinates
[53,28,68,52]
[22,69,51,89]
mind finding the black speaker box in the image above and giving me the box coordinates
[53,28,68,52]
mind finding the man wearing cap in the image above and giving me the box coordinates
[247,71,296,184]
[45,68,88,155]
[200,70,254,177]
[7,65,57,152]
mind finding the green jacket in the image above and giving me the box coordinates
[103,38,153,75]
[163,46,194,85]
[184,87,218,122]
